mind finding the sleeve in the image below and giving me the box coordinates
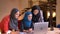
[1,16,9,33]
[30,22,34,30]
[39,10,44,22]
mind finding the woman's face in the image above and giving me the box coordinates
[33,9,39,15]
[28,14,32,21]
[15,11,19,19]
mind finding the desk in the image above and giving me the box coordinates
[0,28,60,34]
[47,28,60,34]
[34,28,60,34]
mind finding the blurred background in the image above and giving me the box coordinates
[0,0,59,27]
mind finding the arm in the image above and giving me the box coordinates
[30,22,34,30]
[40,10,44,22]
[1,16,10,33]
[28,22,34,32]
[20,22,28,32]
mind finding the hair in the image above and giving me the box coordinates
[31,5,41,22]
[10,8,19,19]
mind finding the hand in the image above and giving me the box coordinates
[12,29,15,32]
[23,30,29,32]
[23,30,26,32]
[29,28,33,32]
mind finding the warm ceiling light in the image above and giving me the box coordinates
[53,12,56,17]
[47,11,50,18]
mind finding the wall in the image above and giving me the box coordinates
[0,0,19,21]
[0,0,60,25]
[19,0,29,10]
[0,0,29,21]
[56,0,60,25]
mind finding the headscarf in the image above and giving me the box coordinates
[23,11,32,27]
[9,8,19,31]
[31,5,41,22]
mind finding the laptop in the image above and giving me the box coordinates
[34,22,48,34]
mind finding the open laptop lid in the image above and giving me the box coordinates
[34,22,49,34]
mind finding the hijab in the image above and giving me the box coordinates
[31,5,41,22]
[23,11,32,27]
[9,8,19,31]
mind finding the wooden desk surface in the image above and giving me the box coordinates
[47,28,60,34]
[0,28,60,34]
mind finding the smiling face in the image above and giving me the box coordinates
[28,14,32,21]
[33,9,39,15]
[15,11,19,19]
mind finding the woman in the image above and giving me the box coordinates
[31,5,44,23]
[0,8,19,34]
[20,11,33,34]
[9,8,19,31]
